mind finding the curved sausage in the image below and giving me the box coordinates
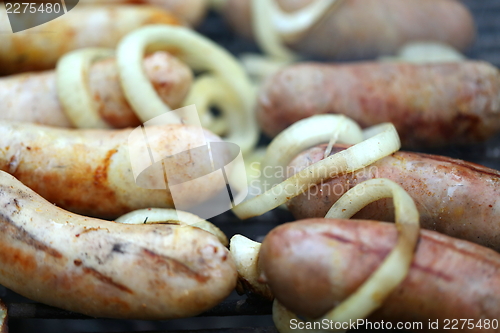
[81,0,209,26]
[286,144,500,250]
[259,218,500,329]
[0,170,236,319]
[257,61,500,148]
[0,51,193,128]
[222,0,475,60]
[0,121,231,219]
[0,5,181,75]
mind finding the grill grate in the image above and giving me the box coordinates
[3,0,500,332]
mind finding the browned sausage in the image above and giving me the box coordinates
[81,0,209,26]
[259,218,500,331]
[0,5,181,75]
[0,170,237,319]
[222,0,475,60]
[286,144,500,250]
[0,51,192,128]
[0,121,232,219]
[257,61,500,148]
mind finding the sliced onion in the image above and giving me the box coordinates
[182,74,256,154]
[116,208,228,246]
[271,0,343,43]
[273,178,420,333]
[252,0,343,60]
[379,42,465,63]
[56,48,115,128]
[116,25,259,153]
[240,53,292,84]
[230,234,274,300]
[260,115,364,189]
[232,120,400,219]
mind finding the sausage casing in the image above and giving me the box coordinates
[0,122,231,219]
[257,61,500,148]
[0,5,180,75]
[0,170,236,319]
[223,0,474,60]
[0,51,192,128]
[259,218,500,331]
[287,144,500,250]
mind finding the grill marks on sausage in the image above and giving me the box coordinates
[94,148,118,186]
[142,249,209,283]
[0,213,62,259]
[82,267,133,294]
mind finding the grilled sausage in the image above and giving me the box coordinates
[222,0,475,60]
[0,121,231,219]
[257,61,500,148]
[0,51,192,128]
[0,5,180,75]
[259,218,500,330]
[286,144,500,250]
[81,0,209,26]
[0,170,236,319]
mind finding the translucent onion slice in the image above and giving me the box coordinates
[229,234,274,300]
[252,0,342,60]
[56,48,115,128]
[0,299,6,333]
[260,115,364,189]
[116,208,228,246]
[232,121,400,219]
[379,42,465,63]
[182,74,256,154]
[273,178,420,333]
[116,25,259,153]
[271,0,343,43]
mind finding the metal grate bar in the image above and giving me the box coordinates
[74,327,278,333]
[6,299,273,320]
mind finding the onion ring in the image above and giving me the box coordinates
[259,115,364,189]
[232,120,400,219]
[116,25,258,153]
[273,178,420,333]
[252,0,343,60]
[229,234,274,300]
[56,48,115,128]
[116,208,228,246]
[182,74,256,154]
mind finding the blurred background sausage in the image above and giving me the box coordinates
[0,5,181,75]
[222,0,475,60]
[257,61,500,148]
[0,51,193,128]
[81,0,209,26]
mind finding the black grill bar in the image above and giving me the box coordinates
[74,328,278,333]
[6,299,273,320]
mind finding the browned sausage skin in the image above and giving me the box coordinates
[286,144,500,250]
[0,51,192,128]
[0,5,181,75]
[223,0,475,59]
[257,61,500,148]
[259,219,500,331]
